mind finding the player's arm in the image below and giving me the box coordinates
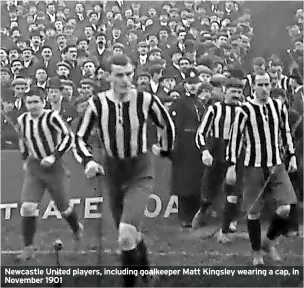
[17,114,29,161]
[195,105,215,152]
[280,102,296,157]
[74,97,97,166]
[51,111,73,159]
[226,107,247,166]
[148,94,175,156]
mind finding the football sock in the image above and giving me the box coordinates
[247,218,261,251]
[121,249,138,287]
[137,239,150,283]
[22,217,37,246]
[64,210,80,234]
[267,214,289,240]
[222,201,237,233]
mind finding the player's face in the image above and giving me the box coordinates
[254,75,271,101]
[25,95,44,116]
[225,87,243,104]
[111,63,134,95]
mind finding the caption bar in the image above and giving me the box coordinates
[2,266,302,287]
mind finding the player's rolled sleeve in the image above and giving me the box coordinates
[74,99,97,166]
[17,115,29,161]
[226,108,247,165]
[195,106,214,152]
[149,95,175,153]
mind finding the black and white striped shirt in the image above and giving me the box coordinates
[196,102,240,151]
[74,90,175,165]
[226,98,295,167]
[17,110,73,161]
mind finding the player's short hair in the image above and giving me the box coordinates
[24,86,46,100]
[254,73,270,84]
[109,54,133,73]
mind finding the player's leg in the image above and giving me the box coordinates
[120,176,154,287]
[44,162,82,241]
[262,164,298,261]
[105,153,153,287]
[242,167,265,266]
[18,159,46,261]
[221,159,244,236]
[192,160,227,229]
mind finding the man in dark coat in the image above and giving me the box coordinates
[169,68,205,228]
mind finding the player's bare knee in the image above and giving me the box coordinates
[248,213,260,220]
[20,202,39,217]
[118,223,138,251]
[227,195,238,204]
[276,205,290,218]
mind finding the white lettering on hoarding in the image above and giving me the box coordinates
[1,195,178,220]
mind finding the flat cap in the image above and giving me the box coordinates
[200,82,213,91]
[197,65,213,75]
[161,67,178,80]
[136,70,151,78]
[79,78,96,87]
[56,62,71,70]
[210,74,227,85]
[112,42,125,51]
[225,78,244,89]
[11,78,27,86]
[47,77,63,89]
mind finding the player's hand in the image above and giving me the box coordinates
[152,144,161,156]
[202,150,213,166]
[22,161,28,171]
[85,160,105,179]
[288,155,297,173]
[226,165,237,185]
[40,155,55,167]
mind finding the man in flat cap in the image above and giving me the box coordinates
[193,78,245,243]
[79,78,96,99]
[56,61,71,80]
[10,77,28,117]
[135,40,148,66]
[46,77,78,125]
[136,70,151,93]
[169,68,205,228]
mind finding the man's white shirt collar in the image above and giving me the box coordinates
[150,80,159,93]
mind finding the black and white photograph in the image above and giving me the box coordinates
[0,0,303,287]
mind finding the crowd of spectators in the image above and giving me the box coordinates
[0,0,302,152]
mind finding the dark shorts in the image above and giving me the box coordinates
[105,152,154,228]
[21,157,70,212]
[242,164,297,214]
[201,152,244,203]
